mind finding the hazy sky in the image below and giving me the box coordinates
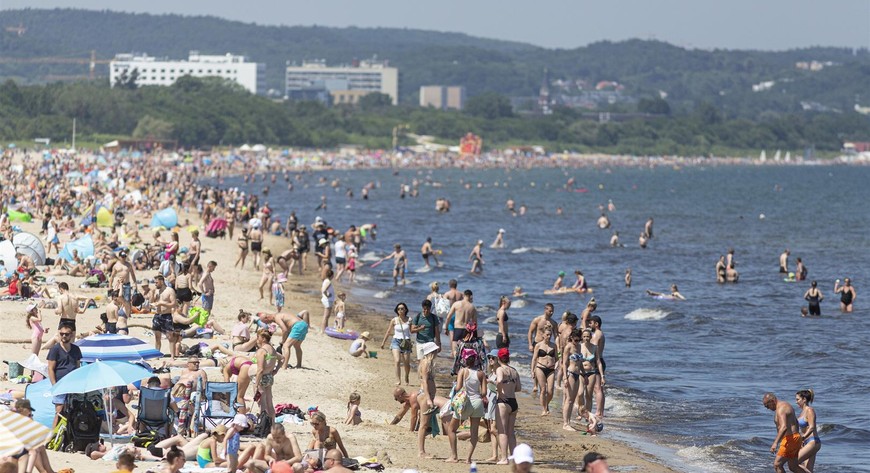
[2,0,869,50]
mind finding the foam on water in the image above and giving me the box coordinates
[359,251,379,262]
[624,308,670,321]
[675,445,740,473]
[510,247,554,254]
[414,266,433,273]
[373,290,392,299]
[511,299,527,308]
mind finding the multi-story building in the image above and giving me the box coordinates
[285,58,399,105]
[419,85,466,110]
[109,51,266,94]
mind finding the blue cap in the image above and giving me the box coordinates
[488,349,499,358]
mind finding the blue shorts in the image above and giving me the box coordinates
[201,294,214,310]
[289,320,309,341]
[227,433,240,455]
[390,338,412,354]
[52,394,66,405]
[122,283,132,302]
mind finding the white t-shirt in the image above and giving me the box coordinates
[334,240,347,259]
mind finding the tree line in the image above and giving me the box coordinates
[1,78,868,155]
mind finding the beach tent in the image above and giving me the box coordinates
[57,234,94,262]
[150,207,178,229]
[0,240,16,271]
[6,210,31,223]
[96,206,114,228]
[12,232,46,265]
[24,380,55,428]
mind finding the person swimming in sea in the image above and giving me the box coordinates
[646,284,685,301]
[552,272,566,291]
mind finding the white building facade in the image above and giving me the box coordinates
[110,51,265,94]
[285,59,399,105]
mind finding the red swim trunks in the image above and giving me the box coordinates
[777,432,802,458]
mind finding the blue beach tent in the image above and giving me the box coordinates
[58,234,95,262]
[150,207,178,229]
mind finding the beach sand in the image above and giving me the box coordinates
[0,216,677,473]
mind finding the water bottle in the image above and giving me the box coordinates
[469,461,477,473]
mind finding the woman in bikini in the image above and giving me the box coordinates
[561,329,582,431]
[174,263,193,316]
[258,249,274,302]
[494,348,521,465]
[496,295,511,348]
[796,389,821,472]
[575,329,605,422]
[234,228,249,269]
[253,330,281,421]
[223,355,254,411]
[308,411,348,458]
[531,326,557,416]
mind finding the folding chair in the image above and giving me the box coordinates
[135,387,174,439]
[200,382,238,432]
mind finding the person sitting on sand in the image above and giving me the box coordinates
[308,411,348,458]
[646,284,686,300]
[345,392,362,425]
[237,423,303,468]
[349,332,370,358]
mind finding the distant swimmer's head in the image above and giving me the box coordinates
[477,240,484,245]
[498,228,505,234]
[558,271,566,277]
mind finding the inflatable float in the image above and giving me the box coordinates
[543,287,593,295]
[325,327,359,340]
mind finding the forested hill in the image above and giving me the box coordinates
[1,8,870,117]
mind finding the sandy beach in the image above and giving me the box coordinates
[0,214,677,473]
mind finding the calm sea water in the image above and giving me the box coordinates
[219,165,869,472]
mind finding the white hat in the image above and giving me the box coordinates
[498,228,505,233]
[232,413,248,428]
[510,443,534,464]
[318,238,328,246]
[419,342,438,356]
[25,303,37,312]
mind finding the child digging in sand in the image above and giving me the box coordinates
[345,392,362,425]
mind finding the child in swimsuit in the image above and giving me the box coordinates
[334,292,346,330]
[345,392,362,425]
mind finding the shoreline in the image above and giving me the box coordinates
[0,211,680,472]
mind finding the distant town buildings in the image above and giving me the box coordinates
[419,85,465,110]
[795,60,835,71]
[752,80,776,92]
[109,51,265,94]
[285,58,399,105]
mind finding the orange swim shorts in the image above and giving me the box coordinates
[777,432,802,458]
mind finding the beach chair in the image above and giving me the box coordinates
[200,382,238,432]
[135,387,174,439]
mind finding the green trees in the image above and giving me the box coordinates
[465,92,514,119]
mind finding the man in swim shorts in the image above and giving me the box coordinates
[779,249,790,274]
[762,393,810,473]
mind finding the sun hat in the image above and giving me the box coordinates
[498,347,510,361]
[510,443,534,464]
[232,413,248,428]
[213,424,228,435]
[360,331,371,339]
[419,342,439,356]
[488,349,499,358]
[25,303,37,312]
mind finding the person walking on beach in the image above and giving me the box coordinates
[410,299,441,359]
[494,348,521,465]
[527,303,557,392]
[110,250,138,318]
[444,289,478,357]
[151,275,177,358]
[381,302,413,386]
[834,278,856,312]
[199,261,216,315]
[762,393,810,473]
[234,228,249,269]
[588,315,607,418]
[803,281,822,317]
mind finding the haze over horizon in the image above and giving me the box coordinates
[1,0,868,51]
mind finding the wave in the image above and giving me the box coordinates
[675,445,743,473]
[359,251,380,262]
[511,299,527,308]
[414,266,433,273]
[373,290,392,299]
[624,308,670,320]
[510,247,555,254]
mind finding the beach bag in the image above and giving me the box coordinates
[253,413,273,438]
[46,415,68,452]
[450,388,470,419]
[398,338,412,352]
[434,297,450,317]
[132,429,162,448]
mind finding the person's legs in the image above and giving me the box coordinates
[445,417,460,462]
[507,410,518,453]
[401,351,411,385]
[320,306,331,334]
[391,349,401,385]
[545,371,556,415]
[495,404,510,464]
[592,375,604,418]
[417,411,433,458]
[154,330,164,353]
[562,375,579,431]
[290,339,303,368]
[466,417,480,463]
[534,367,547,415]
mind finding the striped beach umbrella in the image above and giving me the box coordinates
[0,409,51,457]
[75,333,162,362]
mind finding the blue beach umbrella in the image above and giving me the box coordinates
[75,333,162,363]
[50,360,154,396]
[50,360,154,446]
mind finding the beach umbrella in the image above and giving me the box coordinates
[0,409,52,457]
[50,360,154,446]
[75,333,162,363]
[150,207,178,229]
[0,240,16,274]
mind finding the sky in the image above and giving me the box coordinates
[1,0,869,51]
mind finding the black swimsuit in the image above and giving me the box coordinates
[841,290,853,306]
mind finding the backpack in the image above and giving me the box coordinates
[253,413,273,438]
[132,429,162,448]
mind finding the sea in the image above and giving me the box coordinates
[216,164,869,472]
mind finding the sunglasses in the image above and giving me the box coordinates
[59,332,72,337]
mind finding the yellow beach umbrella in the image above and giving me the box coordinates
[0,409,51,456]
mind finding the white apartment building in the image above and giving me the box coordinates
[285,59,399,105]
[110,51,266,94]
